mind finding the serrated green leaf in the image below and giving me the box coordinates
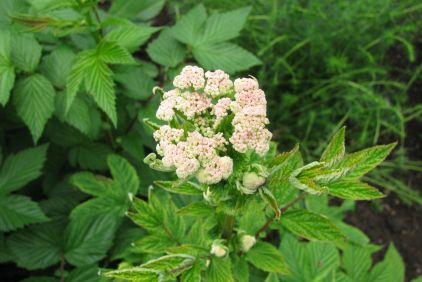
[132,234,174,254]
[368,243,404,282]
[109,0,164,21]
[281,209,344,241]
[68,142,112,171]
[0,233,13,263]
[0,195,48,231]
[0,145,47,194]
[129,197,163,230]
[343,244,371,281]
[103,267,159,281]
[280,234,340,281]
[142,254,195,278]
[205,257,234,282]
[171,4,207,45]
[84,57,117,125]
[7,221,63,270]
[67,264,99,282]
[181,260,201,282]
[177,201,213,216]
[321,127,345,164]
[105,24,160,51]
[333,143,396,179]
[107,154,140,195]
[13,74,55,143]
[327,180,384,200]
[11,33,42,72]
[40,46,75,88]
[0,58,15,106]
[265,273,280,282]
[70,172,113,197]
[114,67,155,100]
[201,6,251,43]
[64,214,120,266]
[147,29,186,67]
[154,180,202,195]
[193,42,261,74]
[55,92,96,136]
[232,256,249,282]
[246,242,289,274]
[97,40,135,65]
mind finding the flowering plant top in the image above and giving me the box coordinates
[149,66,272,188]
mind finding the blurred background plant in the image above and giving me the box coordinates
[0,0,421,281]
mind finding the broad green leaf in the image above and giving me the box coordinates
[0,145,47,194]
[7,221,63,270]
[205,257,234,282]
[132,234,174,254]
[181,260,202,282]
[154,180,202,195]
[368,243,404,282]
[11,33,42,72]
[281,209,344,241]
[0,57,15,106]
[105,24,161,51]
[232,256,249,282]
[333,143,396,179]
[114,67,155,100]
[239,200,266,234]
[321,127,345,164]
[64,214,120,266]
[265,273,280,282]
[246,242,289,274]
[141,254,195,279]
[202,7,251,43]
[147,29,186,67]
[84,57,117,125]
[0,195,48,231]
[109,0,164,21]
[171,4,207,45]
[68,142,112,171]
[327,180,384,200]
[97,40,136,65]
[70,197,126,220]
[280,234,340,281]
[343,244,371,281]
[177,202,214,217]
[67,264,99,282]
[129,197,163,230]
[107,154,140,195]
[193,42,261,74]
[55,92,97,136]
[65,50,94,112]
[103,267,159,281]
[13,74,55,143]
[268,145,302,206]
[70,172,109,197]
[40,46,75,88]
[29,0,76,12]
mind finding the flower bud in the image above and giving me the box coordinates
[210,240,228,257]
[240,234,256,253]
[240,172,266,194]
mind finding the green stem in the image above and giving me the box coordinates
[222,214,235,239]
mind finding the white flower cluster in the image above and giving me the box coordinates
[153,66,272,185]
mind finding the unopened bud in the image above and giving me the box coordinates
[210,240,228,257]
[240,172,266,194]
[240,234,256,252]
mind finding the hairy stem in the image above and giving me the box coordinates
[222,214,235,239]
[255,192,306,238]
[59,255,65,282]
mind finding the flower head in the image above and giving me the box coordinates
[151,66,272,185]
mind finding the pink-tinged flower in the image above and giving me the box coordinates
[156,96,177,121]
[205,70,233,97]
[176,92,211,119]
[196,156,233,184]
[234,89,267,108]
[234,77,259,94]
[173,66,205,90]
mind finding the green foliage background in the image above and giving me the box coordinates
[0,0,420,281]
